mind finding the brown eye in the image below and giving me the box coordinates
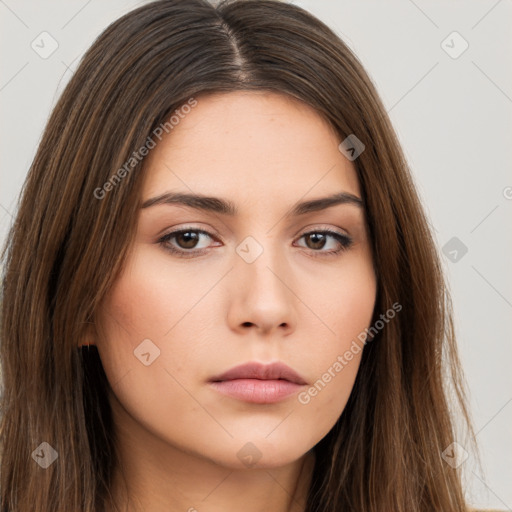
[158,228,217,258]
[175,231,200,249]
[295,230,353,255]
[304,232,328,250]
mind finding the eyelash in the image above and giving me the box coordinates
[157,226,353,259]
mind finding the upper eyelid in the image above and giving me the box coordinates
[161,224,349,239]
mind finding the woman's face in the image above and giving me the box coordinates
[95,91,377,469]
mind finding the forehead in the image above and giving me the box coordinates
[142,91,362,207]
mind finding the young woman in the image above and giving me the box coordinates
[1,0,479,511]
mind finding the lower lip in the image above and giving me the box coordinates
[209,379,304,404]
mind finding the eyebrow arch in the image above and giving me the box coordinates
[141,191,364,216]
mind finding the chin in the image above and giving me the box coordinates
[202,437,315,470]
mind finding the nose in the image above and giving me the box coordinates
[226,241,298,337]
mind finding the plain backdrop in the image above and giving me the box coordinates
[1,0,511,509]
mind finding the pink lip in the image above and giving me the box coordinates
[209,362,307,404]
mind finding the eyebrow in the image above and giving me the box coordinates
[141,191,364,216]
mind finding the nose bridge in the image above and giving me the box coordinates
[229,231,297,333]
[235,231,288,290]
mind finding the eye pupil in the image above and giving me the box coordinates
[306,233,326,250]
[177,231,199,248]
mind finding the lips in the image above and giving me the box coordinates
[209,362,307,404]
[210,361,307,385]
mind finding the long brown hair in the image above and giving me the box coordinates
[0,0,476,510]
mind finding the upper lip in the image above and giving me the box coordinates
[210,362,307,385]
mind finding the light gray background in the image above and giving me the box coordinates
[1,0,511,509]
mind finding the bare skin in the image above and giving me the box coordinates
[92,90,377,512]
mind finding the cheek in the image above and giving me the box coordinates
[296,361,360,444]
[94,245,222,408]
[94,251,173,386]
[297,253,376,429]
[320,250,377,343]
[96,244,222,357]
[93,255,207,445]
[100,248,202,336]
